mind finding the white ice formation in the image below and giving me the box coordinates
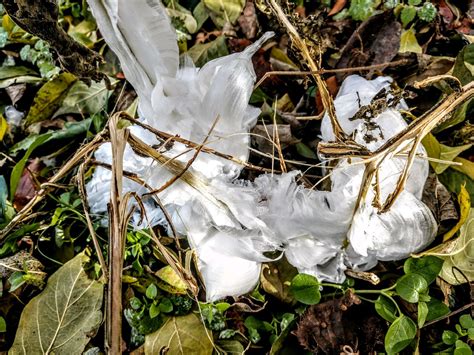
[86,0,438,301]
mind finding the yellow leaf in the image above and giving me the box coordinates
[399,29,422,54]
[0,115,8,141]
[452,156,474,180]
[25,73,77,126]
[443,185,471,242]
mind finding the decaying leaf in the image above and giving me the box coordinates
[260,258,297,303]
[25,73,77,126]
[54,79,113,117]
[187,36,229,67]
[144,313,213,355]
[443,184,471,242]
[203,0,245,27]
[399,28,422,54]
[9,252,104,355]
[438,208,474,284]
[295,292,385,353]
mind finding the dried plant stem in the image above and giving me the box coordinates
[0,132,106,241]
[78,160,108,280]
[107,113,130,354]
[319,80,474,213]
[254,59,410,89]
[268,0,344,141]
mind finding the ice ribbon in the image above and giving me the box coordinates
[86,0,437,301]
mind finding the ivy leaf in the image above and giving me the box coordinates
[425,298,450,322]
[403,256,444,285]
[145,314,213,354]
[384,315,417,353]
[290,274,321,305]
[186,36,229,67]
[10,252,103,354]
[401,6,417,27]
[442,330,459,345]
[375,295,398,323]
[399,28,422,54]
[418,302,428,328]
[396,273,428,303]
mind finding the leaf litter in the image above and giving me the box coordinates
[0,0,473,354]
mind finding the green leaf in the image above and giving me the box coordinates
[408,0,421,5]
[149,303,160,319]
[144,314,213,354]
[193,2,210,30]
[453,44,474,85]
[54,79,113,117]
[384,315,417,353]
[439,168,474,202]
[159,297,173,313]
[290,274,321,305]
[401,6,417,27]
[146,283,158,299]
[459,314,474,329]
[203,0,245,27]
[9,133,52,199]
[10,118,92,155]
[186,35,229,67]
[0,66,41,89]
[216,340,245,354]
[439,208,474,285]
[425,298,450,322]
[417,2,437,22]
[454,340,472,355]
[442,330,459,345]
[349,0,376,21]
[399,28,422,54]
[404,256,444,285]
[295,142,317,159]
[422,133,473,174]
[396,273,428,303]
[25,73,77,126]
[417,301,428,328]
[0,316,6,333]
[375,295,398,323]
[10,253,103,354]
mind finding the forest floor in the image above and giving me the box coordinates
[0,0,473,354]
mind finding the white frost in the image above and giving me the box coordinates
[86,0,437,301]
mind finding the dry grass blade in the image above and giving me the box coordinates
[319,78,474,213]
[0,132,106,241]
[77,160,108,280]
[106,112,129,353]
[267,0,344,141]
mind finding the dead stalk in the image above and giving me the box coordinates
[0,132,106,241]
[106,113,129,353]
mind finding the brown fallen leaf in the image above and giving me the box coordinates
[328,0,347,16]
[5,84,27,106]
[238,0,259,40]
[295,292,386,353]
